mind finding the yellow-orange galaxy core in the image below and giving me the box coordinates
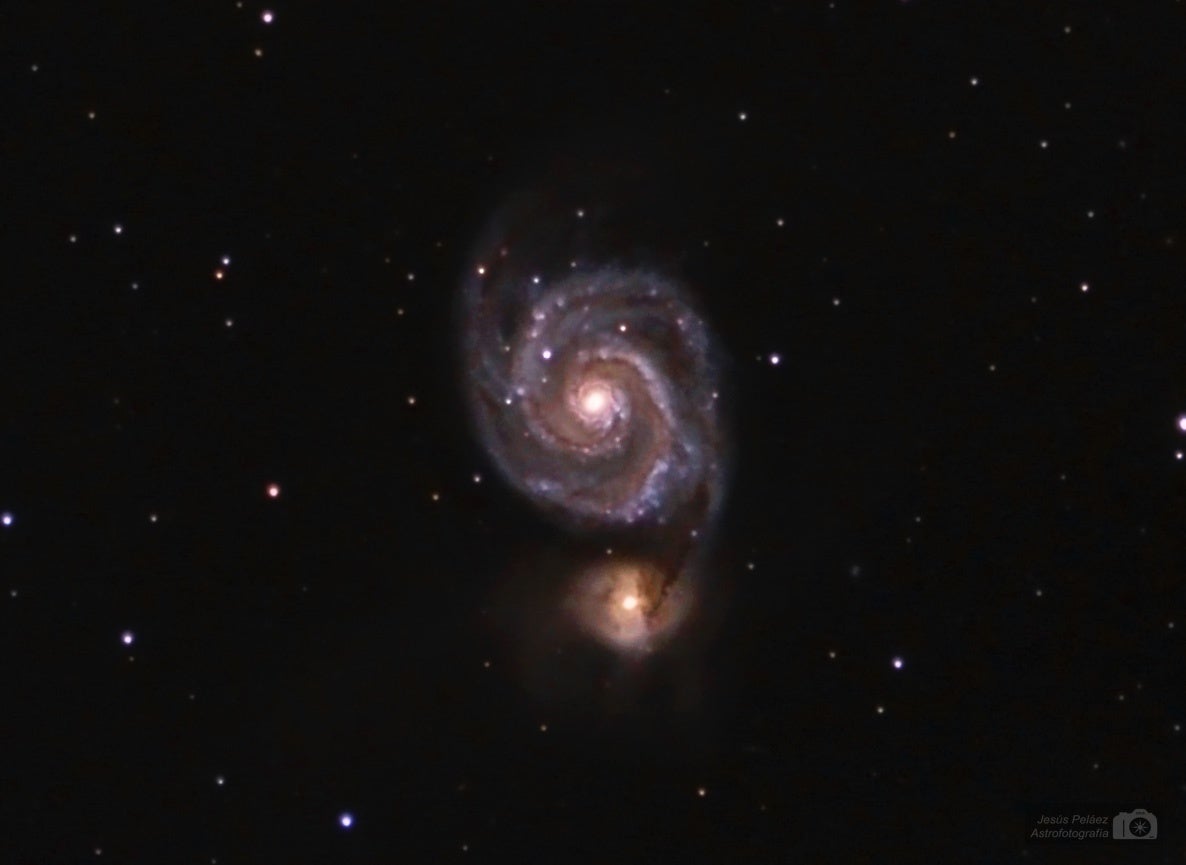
[565,558,692,653]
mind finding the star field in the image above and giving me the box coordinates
[3,3,1185,863]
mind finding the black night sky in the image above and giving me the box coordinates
[3,3,1184,863]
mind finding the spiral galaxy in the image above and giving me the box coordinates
[459,179,727,653]
[463,267,723,530]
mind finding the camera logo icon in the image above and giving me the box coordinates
[1113,809,1157,840]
